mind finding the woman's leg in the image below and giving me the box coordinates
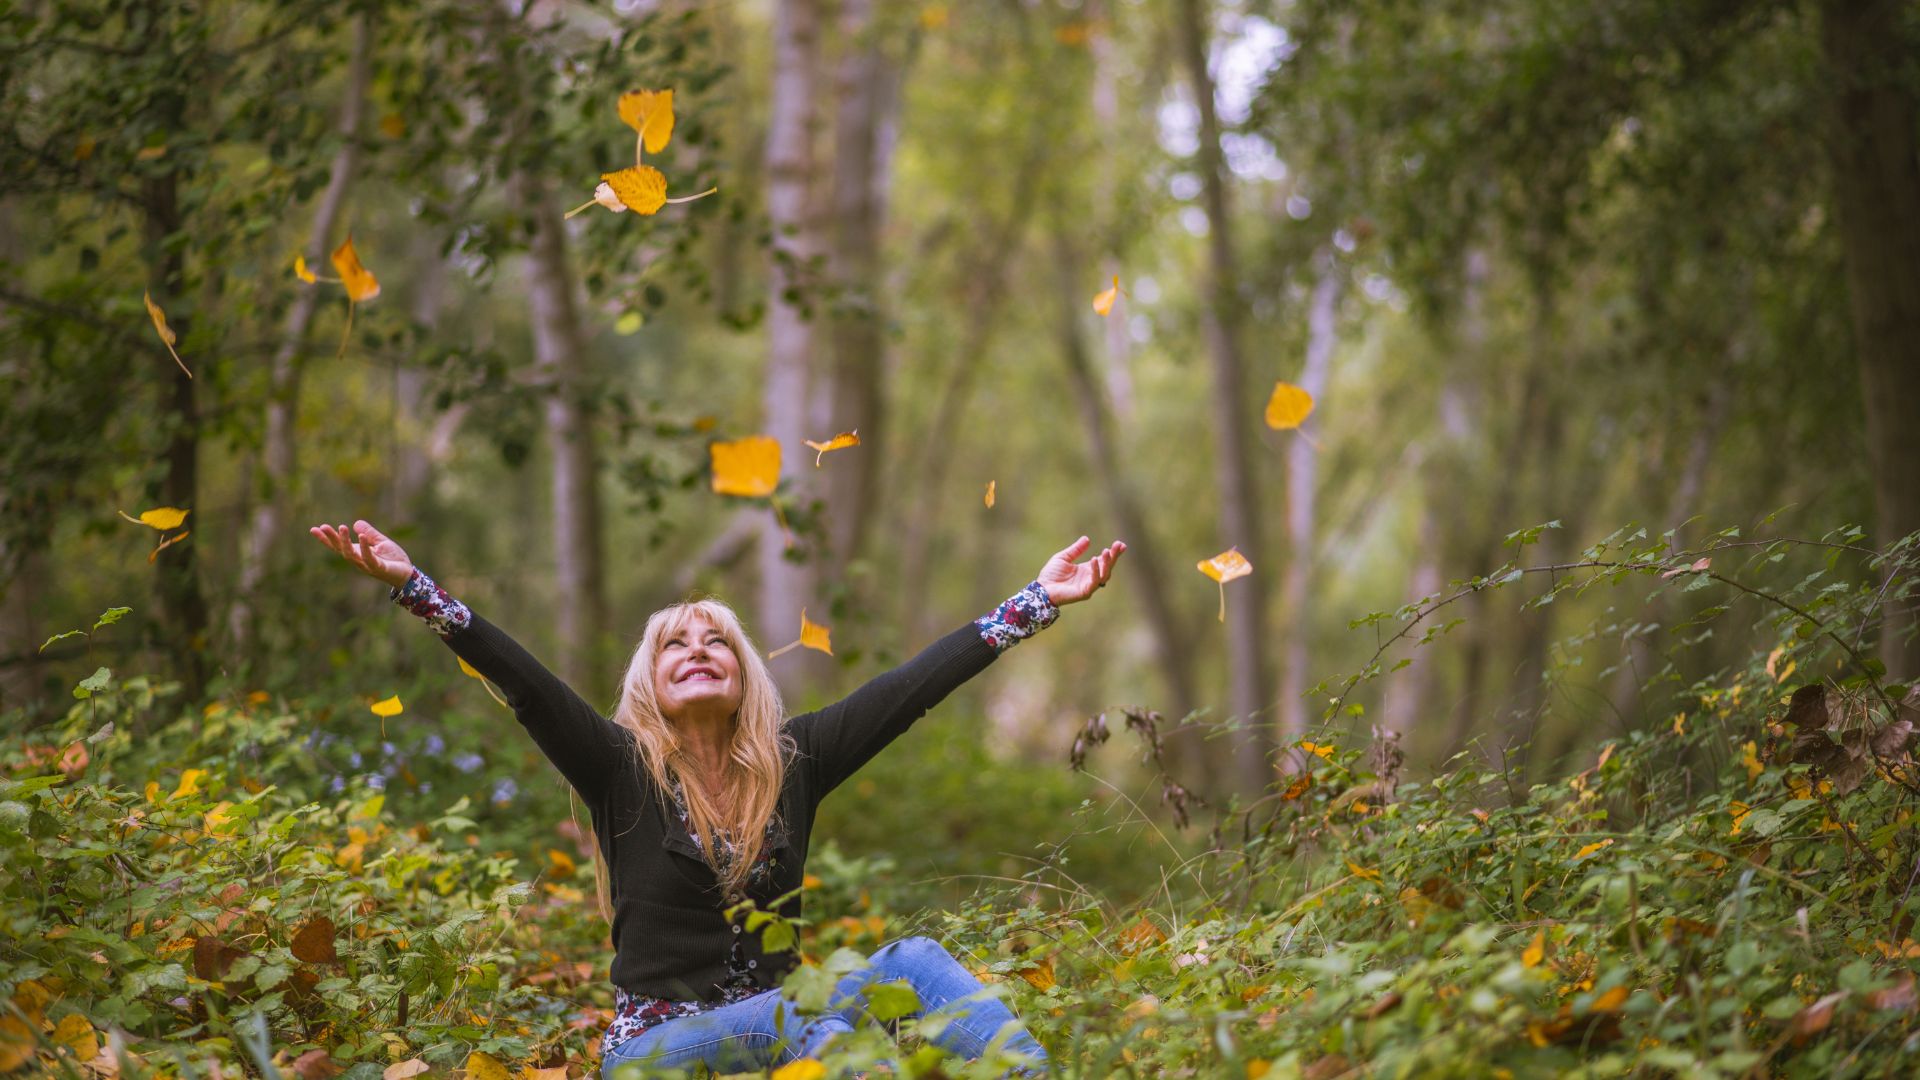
[599,990,855,1080]
[827,936,1049,1072]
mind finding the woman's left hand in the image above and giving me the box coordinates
[1036,536,1126,606]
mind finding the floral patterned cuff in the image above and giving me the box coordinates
[973,580,1060,654]
[389,567,472,637]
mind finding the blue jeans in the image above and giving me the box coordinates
[599,936,1049,1078]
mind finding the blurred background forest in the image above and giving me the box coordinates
[5,0,1920,920]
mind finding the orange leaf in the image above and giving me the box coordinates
[1017,955,1056,990]
[1573,838,1613,860]
[799,609,833,656]
[143,290,192,377]
[290,916,337,964]
[1092,275,1121,316]
[618,90,675,156]
[984,480,996,508]
[548,848,577,876]
[1198,547,1253,584]
[803,430,860,467]
[294,254,317,283]
[710,436,781,497]
[601,165,668,214]
[1281,775,1311,800]
[1264,381,1315,430]
[1522,930,1546,968]
[1346,861,1382,883]
[1590,985,1630,1012]
[330,235,381,302]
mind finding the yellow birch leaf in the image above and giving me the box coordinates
[1522,930,1545,968]
[1590,985,1630,1012]
[1741,740,1763,782]
[204,800,238,836]
[331,235,381,302]
[1346,861,1381,883]
[803,430,860,467]
[1092,275,1121,316]
[1298,740,1334,760]
[617,89,676,155]
[1198,547,1253,584]
[1018,955,1056,990]
[53,1014,98,1062]
[601,166,668,215]
[548,848,577,876]
[145,781,160,803]
[1573,838,1613,860]
[465,1052,511,1080]
[370,695,403,718]
[984,480,996,508]
[143,290,192,377]
[384,1061,429,1080]
[294,255,317,284]
[1264,381,1315,430]
[710,436,781,497]
[770,1060,825,1080]
[171,768,207,801]
[1729,800,1752,835]
[458,656,484,679]
[118,506,190,531]
[799,609,833,656]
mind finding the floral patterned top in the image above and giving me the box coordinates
[389,569,1058,1057]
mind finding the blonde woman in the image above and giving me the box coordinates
[310,519,1124,1077]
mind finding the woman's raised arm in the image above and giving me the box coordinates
[310,519,629,803]
[789,535,1126,800]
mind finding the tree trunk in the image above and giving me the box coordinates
[760,0,826,687]
[144,167,210,699]
[1051,227,1198,723]
[1821,0,1920,682]
[1174,0,1271,794]
[515,171,606,689]
[818,0,899,580]
[232,13,373,659]
[1276,254,1342,744]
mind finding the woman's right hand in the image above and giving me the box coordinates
[310,519,414,589]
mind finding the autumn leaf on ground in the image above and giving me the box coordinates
[52,1014,98,1063]
[984,480,996,508]
[290,915,338,964]
[1346,861,1382,883]
[1197,547,1253,623]
[803,430,860,467]
[1092,275,1122,316]
[383,1061,429,1080]
[465,1052,512,1080]
[143,291,193,378]
[618,89,676,158]
[1522,930,1546,968]
[1264,381,1314,430]
[767,608,833,660]
[771,1060,826,1080]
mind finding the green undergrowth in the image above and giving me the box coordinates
[5,526,1919,1079]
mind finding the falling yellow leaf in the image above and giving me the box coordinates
[118,506,190,531]
[1590,985,1630,1012]
[1298,740,1335,760]
[803,430,860,467]
[147,529,191,563]
[143,290,193,378]
[1092,275,1121,316]
[1346,861,1382,883]
[465,1052,511,1080]
[800,609,833,655]
[984,480,997,508]
[1522,930,1546,968]
[52,1014,98,1063]
[331,235,380,303]
[548,848,577,876]
[1197,547,1253,623]
[770,1061,825,1080]
[1264,381,1315,430]
[602,165,668,214]
[1573,838,1613,860]
[1246,1061,1271,1080]
[458,656,483,679]
[294,255,317,284]
[371,695,403,718]
[710,436,781,497]
[618,89,676,156]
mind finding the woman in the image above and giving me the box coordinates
[310,519,1124,1077]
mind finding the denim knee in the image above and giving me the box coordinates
[874,935,948,969]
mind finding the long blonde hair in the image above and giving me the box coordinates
[585,598,791,920]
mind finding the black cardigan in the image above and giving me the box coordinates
[437,611,1004,1000]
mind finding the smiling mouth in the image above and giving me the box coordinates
[678,669,722,683]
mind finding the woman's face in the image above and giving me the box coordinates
[651,611,743,723]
